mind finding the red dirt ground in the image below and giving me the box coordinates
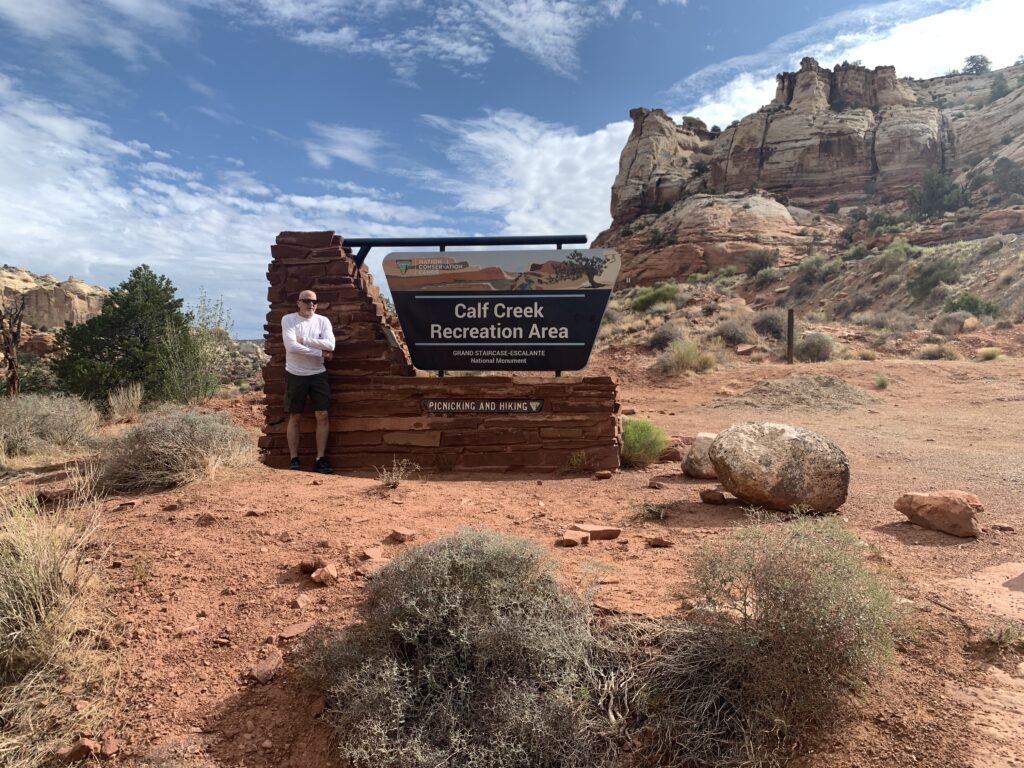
[15,356,1024,768]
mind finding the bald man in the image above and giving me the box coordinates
[281,289,336,473]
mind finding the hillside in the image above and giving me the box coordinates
[0,265,107,330]
[595,58,1024,287]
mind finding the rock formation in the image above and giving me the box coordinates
[596,58,1024,283]
[0,266,106,330]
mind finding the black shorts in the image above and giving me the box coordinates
[284,371,330,413]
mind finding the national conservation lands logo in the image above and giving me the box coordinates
[383,248,620,372]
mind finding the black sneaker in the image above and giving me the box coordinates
[314,457,334,475]
[288,457,301,470]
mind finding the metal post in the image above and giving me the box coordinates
[786,309,795,364]
[438,370,445,378]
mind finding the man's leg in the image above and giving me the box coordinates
[287,413,303,460]
[314,410,329,459]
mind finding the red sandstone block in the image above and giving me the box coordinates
[271,244,311,260]
[539,427,585,439]
[441,429,535,447]
[383,431,442,447]
[276,231,335,248]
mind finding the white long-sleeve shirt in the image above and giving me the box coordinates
[282,312,336,375]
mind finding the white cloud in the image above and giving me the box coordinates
[0,0,187,60]
[422,110,631,241]
[667,0,1024,126]
[0,76,451,337]
[304,122,385,169]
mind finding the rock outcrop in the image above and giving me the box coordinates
[682,432,717,479]
[708,422,850,513]
[596,191,811,284]
[598,60,1024,252]
[0,266,106,330]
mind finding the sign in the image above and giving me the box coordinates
[423,399,544,414]
[383,248,620,371]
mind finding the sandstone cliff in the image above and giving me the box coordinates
[0,266,107,330]
[597,58,1024,283]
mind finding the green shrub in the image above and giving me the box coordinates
[652,340,716,376]
[908,169,969,218]
[0,394,100,460]
[302,530,596,768]
[858,349,877,361]
[621,418,669,468]
[851,310,915,332]
[791,252,841,296]
[876,236,919,271]
[751,267,777,289]
[53,265,191,403]
[795,333,834,362]
[159,290,234,405]
[976,347,1002,361]
[710,318,755,345]
[648,322,687,351]
[745,249,779,277]
[97,410,255,492]
[945,292,1000,318]
[638,518,893,768]
[0,495,113,768]
[845,243,870,260]
[691,159,710,178]
[823,201,839,214]
[874,374,889,389]
[990,72,1010,102]
[908,255,961,299]
[632,282,679,312]
[752,308,787,339]
[931,310,972,336]
[992,157,1024,195]
[919,343,960,360]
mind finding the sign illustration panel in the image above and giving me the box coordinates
[383,249,620,371]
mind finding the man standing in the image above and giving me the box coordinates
[282,290,335,473]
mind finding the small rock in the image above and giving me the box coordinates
[360,547,386,561]
[311,564,339,585]
[114,501,136,512]
[556,530,590,547]
[261,740,274,750]
[57,737,100,762]
[992,524,1016,532]
[569,524,621,541]
[647,537,674,548]
[73,699,90,713]
[298,557,326,574]
[162,502,179,512]
[251,648,284,684]
[659,446,684,463]
[894,491,983,538]
[699,487,728,505]
[388,528,417,543]
[621,407,636,415]
[100,731,120,757]
[196,513,217,527]
[594,470,613,480]
[278,531,294,543]
[682,432,718,479]
[279,621,314,640]
[290,594,313,609]
[311,479,323,486]
[244,510,260,517]
[648,480,667,490]
[213,637,231,646]
[735,343,755,356]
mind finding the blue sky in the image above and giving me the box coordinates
[0,0,1020,337]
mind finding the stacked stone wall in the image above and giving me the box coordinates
[259,231,620,472]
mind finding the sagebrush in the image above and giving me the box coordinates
[636,518,894,768]
[0,394,99,461]
[97,409,255,491]
[652,340,716,376]
[303,530,598,768]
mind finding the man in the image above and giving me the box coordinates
[282,290,336,473]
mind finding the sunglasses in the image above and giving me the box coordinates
[299,298,318,305]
